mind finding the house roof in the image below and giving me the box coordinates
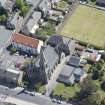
[0,0,6,6]
[26,12,41,32]
[12,33,39,48]
[59,65,75,84]
[74,68,86,76]
[22,11,41,35]
[4,0,15,11]
[47,35,63,46]
[47,35,72,47]
[60,65,74,77]
[68,56,80,67]
[96,0,105,4]
[43,45,59,70]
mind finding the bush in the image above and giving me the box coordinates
[11,47,17,53]
[101,81,105,91]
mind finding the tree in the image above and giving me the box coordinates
[101,81,105,91]
[16,0,22,9]
[0,15,6,23]
[101,98,105,105]
[36,21,56,36]
[92,70,100,80]
[79,92,101,105]
[76,76,98,101]
[20,5,29,16]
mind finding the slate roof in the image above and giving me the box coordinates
[47,35,75,53]
[47,35,63,46]
[96,0,105,4]
[68,56,80,67]
[60,65,74,77]
[43,45,59,70]
[74,68,86,76]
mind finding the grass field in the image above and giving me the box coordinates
[60,5,105,47]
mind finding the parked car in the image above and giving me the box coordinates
[51,98,57,103]
[57,100,63,104]
[6,23,15,30]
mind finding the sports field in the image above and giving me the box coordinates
[60,5,105,47]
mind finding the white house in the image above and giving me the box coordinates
[11,33,43,55]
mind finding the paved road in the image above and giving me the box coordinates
[0,85,72,105]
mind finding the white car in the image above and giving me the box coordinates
[57,100,63,104]
[51,98,57,103]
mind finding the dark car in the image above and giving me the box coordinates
[6,23,15,30]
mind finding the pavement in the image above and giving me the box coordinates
[0,85,73,105]
[0,26,12,45]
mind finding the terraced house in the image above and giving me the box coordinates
[11,33,43,55]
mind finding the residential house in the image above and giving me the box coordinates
[47,35,76,55]
[0,66,23,85]
[38,0,50,18]
[74,68,87,82]
[27,45,64,83]
[0,0,15,12]
[21,11,41,35]
[67,55,80,67]
[96,0,105,7]
[58,65,75,84]
[58,64,87,85]
[11,33,43,55]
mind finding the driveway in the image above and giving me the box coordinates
[46,56,68,96]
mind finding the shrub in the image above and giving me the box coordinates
[11,47,17,53]
[101,81,105,91]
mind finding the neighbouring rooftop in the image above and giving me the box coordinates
[12,33,40,48]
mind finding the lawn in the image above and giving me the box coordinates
[52,83,80,100]
[60,5,105,48]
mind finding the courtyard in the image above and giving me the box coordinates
[60,5,105,48]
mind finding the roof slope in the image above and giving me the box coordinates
[12,33,39,48]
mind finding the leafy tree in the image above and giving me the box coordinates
[76,76,98,101]
[16,0,29,16]
[92,70,100,80]
[101,81,105,91]
[16,0,22,9]
[36,21,56,36]
[20,5,29,16]
[0,15,6,23]
[101,98,105,105]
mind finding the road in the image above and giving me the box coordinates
[0,85,72,105]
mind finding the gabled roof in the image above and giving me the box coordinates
[43,45,59,70]
[59,65,74,77]
[22,11,41,35]
[74,68,86,76]
[26,12,41,32]
[47,35,63,46]
[12,33,39,48]
[4,0,15,11]
[68,56,80,67]
[96,0,105,4]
